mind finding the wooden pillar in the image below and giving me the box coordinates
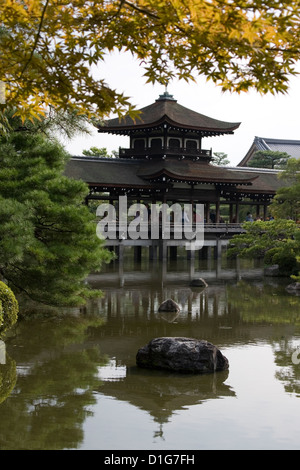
[118,244,124,263]
[205,203,210,223]
[134,245,142,262]
[189,249,195,278]
[150,243,158,261]
[263,203,267,220]
[215,200,220,223]
[170,246,177,260]
[229,203,233,223]
[159,240,167,261]
[235,202,240,223]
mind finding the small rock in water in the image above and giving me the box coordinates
[190,278,208,287]
[286,282,300,292]
[158,299,180,313]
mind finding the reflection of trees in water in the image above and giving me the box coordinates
[0,348,106,449]
[271,339,300,398]
[227,281,300,326]
[227,282,300,398]
[0,355,17,405]
[2,276,300,448]
[227,281,300,397]
[0,315,108,450]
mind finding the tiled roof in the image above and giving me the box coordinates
[97,94,240,136]
[137,160,256,185]
[65,157,287,197]
[65,156,257,188]
[227,167,285,193]
[65,157,148,188]
[238,136,300,166]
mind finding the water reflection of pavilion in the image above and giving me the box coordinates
[96,365,234,434]
[88,254,264,290]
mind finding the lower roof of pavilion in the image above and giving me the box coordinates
[65,157,285,202]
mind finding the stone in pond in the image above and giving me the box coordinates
[158,299,180,313]
[136,337,229,374]
[286,282,300,292]
[190,278,208,287]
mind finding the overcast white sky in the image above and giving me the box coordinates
[64,51,300,167]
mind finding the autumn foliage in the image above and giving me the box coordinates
[1,0,300,128]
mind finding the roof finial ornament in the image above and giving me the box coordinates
[157,83,176,101]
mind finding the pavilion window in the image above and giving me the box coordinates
[133,138,146,150]
[169,138,181,148]
[150,138,163,149]
[186,140,198,149]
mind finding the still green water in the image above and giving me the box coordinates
[1,254,300,450]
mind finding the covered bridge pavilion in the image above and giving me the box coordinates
[66,91,284,225]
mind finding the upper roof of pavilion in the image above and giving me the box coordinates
[97,91,241,137]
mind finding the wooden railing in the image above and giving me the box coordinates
[119,147,212,159]
[100,222,245,241]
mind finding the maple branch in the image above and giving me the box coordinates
[123,0,159,20]
[20,0,50,76]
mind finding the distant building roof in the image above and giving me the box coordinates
[97,92,240,137]
[238,136,300,166]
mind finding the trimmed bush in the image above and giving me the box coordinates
[0,281,18,336]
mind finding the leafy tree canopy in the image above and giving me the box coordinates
[228,159,300,280]
[1,0,300,128]
[270,158,300,221]
[227,219,300,275]
[248,150,291,169]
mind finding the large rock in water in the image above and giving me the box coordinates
[136,337,229,374]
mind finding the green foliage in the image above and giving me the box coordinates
[0,281,19,336]
[1,0,300,128]
[0,119,112,307]
[0,356,17,405]
[227,219,300,275]
[291,231,300,282]
[211,152,230,166]
[82,147,118,158]
[248,150,290,169]
[270,158,300,221]
[228,157,300,280]
[263,242,298,273]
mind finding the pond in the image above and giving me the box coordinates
[1,252,300,450]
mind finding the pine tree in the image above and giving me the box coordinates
[248,150,290,169]
[0,124,112,306]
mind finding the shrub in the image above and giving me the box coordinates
[264,244,299,275]
[0,281,19,336]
